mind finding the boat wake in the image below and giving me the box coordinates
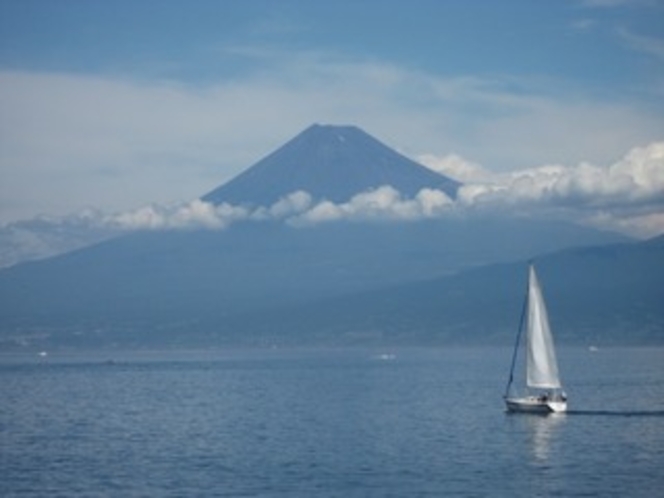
[566,410,664,418]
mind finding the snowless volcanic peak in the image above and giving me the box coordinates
[202,124,460,207]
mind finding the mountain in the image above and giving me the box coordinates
[0,124,635,350]
[202,124,460,206]
[0,124,461,269]
[189,235,664,347]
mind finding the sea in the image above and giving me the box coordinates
[1,346,662,497]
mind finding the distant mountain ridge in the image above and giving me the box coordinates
[202,124,460,206]
[239,234,663,347]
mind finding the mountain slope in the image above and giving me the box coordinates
[202,124,460,206]
[194,235,664,347]
[0,218,629,349]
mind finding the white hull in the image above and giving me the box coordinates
[505,396,567,414]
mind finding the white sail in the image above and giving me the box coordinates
[526,265,562,389]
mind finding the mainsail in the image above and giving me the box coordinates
[525,265,561,389]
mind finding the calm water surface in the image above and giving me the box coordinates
[1,347,662,497]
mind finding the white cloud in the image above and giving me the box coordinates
[443,141,664,237]
[290,186,455,226]
[417,153,493,183]
[107,199,251,231]
[456,141,664,209]
[86,186,457,231]
[252,190,313,220]
[99,190,312,232]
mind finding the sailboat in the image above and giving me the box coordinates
[504,264,567,414]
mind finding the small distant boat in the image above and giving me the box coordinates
[504,264,567,414]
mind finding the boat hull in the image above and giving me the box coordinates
[505,396,567,414]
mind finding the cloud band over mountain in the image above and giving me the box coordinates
[108,140,664,237]
[1,137,662,268]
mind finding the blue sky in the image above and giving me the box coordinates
[0,0,663,236]
[2,1,662,87]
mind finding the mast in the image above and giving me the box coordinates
[504,264,530,397]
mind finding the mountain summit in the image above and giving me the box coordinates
[202,124,460,206]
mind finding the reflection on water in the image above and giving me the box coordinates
[524,414,566,462]
[516,408,664,464]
